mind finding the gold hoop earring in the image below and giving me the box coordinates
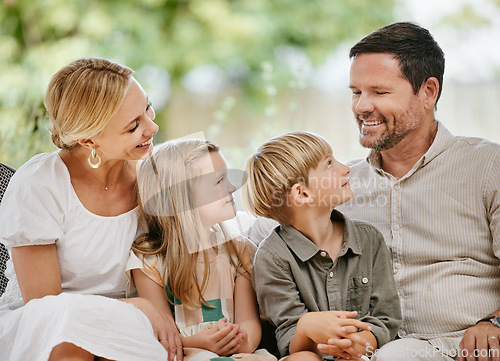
[88,148,101,169]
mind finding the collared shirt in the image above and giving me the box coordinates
[252,210,401,357]
[337,122,500,357]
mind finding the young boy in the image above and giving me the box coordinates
[243,132,401,361]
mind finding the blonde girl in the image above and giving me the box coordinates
[127,139,276,361]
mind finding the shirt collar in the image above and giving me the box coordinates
[277,210,362,262]
[366,121,455,173]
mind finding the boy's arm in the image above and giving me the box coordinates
[351,231,402,350]
[252,245,371,357]
[252,245,310,356]
[234,273,262,353]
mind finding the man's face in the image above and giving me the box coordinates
[349,53,426,151]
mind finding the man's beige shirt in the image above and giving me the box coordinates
[337,122,500,357]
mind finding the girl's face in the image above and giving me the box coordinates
[92,78,159,161]
[192,150,236,230]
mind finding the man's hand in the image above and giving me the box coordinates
[458,321,500,361]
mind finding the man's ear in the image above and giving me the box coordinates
[76,139,96,150]
[422,77,439,110]
[290,182,312,206]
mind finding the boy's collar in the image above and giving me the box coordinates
[278,210,362,262]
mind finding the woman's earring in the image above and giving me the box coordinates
[88,148,101,168]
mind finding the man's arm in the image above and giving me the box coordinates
[458,149,500,361]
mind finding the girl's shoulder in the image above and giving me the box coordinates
[216,223,257,257]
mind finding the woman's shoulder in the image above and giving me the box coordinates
[13,151,68,187]
[2,151,72,213]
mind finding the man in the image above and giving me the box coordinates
[336,21,500,361]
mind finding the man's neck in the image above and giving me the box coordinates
[380,120,438,179]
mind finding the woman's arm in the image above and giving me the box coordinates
[130,269,183,361]
[234,273,262,353]
[11,244,61,303]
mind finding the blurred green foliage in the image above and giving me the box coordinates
[0,0,396,167]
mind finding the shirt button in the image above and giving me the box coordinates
[394,224,400,231]
[320,251,327,257]
[362,277,369,284]
[394,184,401,191]
[329,272,334,278]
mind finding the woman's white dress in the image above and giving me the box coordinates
[0,152,169,361]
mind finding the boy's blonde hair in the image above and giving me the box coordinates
[45,58,133,150]
[133,139,250,307]
[243,131,332,225]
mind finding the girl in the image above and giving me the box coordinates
[127,139,277,361]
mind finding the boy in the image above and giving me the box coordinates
[243,132,401,361]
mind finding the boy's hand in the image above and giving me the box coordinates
[319,329,376,359]
[296,311,371,358]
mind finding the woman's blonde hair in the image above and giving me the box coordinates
[243,131,332,225]
[45,57,134,149]
[133,139,250,307]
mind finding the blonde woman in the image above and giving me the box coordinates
[0,58,182,361]
[127,139,277,361]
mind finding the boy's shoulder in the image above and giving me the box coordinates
[348,216,382,235]
[255,224,291,259]
[339,211,385,250]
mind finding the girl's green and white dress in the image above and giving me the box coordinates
[127,227,277,361]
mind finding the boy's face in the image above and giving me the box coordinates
[307,154,353,209]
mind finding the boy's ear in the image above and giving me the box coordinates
[290,182,312,206]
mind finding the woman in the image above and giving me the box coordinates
[0,58,182,361]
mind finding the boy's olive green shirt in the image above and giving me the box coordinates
[252,210,401,357]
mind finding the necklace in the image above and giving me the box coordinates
[70,151,128,191]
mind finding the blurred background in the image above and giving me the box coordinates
[1,0,500,170]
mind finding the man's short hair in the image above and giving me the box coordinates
[350,21,445,105]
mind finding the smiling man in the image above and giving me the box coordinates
[336,22,500,361]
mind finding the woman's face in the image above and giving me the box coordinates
[92,78,159,161]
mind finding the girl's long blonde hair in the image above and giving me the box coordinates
[133,139,250,307]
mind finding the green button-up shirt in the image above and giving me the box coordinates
[252,210,401,358]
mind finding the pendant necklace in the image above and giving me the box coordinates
[70,151,128,191]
